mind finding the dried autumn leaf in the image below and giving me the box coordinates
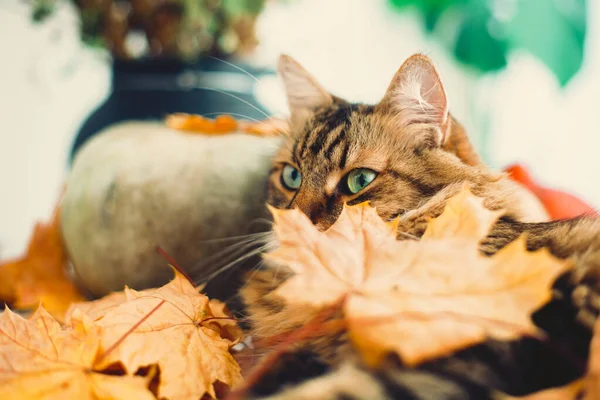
[165,113,287,137]
[68,269,243,399]
[421,188,502,242]
[209,298,245,343]
[166,113,238,134]
[65,291,127,324]
[268,188,569,366]
[0,206,85,320]
[0,307,155,400]
[66,280,242,343]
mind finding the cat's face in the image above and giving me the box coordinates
[267,54,482,230]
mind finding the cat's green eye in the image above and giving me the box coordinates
[281,164,302,190]
[346,168,377,194]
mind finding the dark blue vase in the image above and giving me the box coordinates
[70,57,273,160]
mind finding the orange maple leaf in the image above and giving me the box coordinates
[165,113,287,137]
[67,269,243,399]
[0,307,155,400]
[267,188,570,366]
[65,291,127,325]
[0,206,85,320]
[165,113,239,134]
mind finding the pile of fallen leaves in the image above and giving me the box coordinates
[0,266,242,399]
[0,186,599,399]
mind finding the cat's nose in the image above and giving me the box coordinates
[291,194,336,231]
[303,203,328,228]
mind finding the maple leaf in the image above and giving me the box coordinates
[0,307,155,400]
[66,291,127,324]
[165,113,287,137]
[68,270,243,400]
[209,298,245,343]
[0,206,85,321]
[165,113,239,134]
[267,188,569,366]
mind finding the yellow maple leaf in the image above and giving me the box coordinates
[0,206,86,321]
[267,188,569,366]
[0,307,155,400]
[65,291,127,324]
[67,270,243,400]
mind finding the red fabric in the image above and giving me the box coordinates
[504,164,596,220]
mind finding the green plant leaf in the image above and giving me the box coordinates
[388,0,461,32]
[388,0,587,86]
[507,0,586,86]
[454,2,508,72]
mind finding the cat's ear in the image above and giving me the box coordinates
[278,55,333,123]
[379,54,450,146]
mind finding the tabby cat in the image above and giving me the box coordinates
[240,54,600,399]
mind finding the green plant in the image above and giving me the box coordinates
[389,0,587,86]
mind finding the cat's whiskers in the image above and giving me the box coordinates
[203,241,276,283]
[194,86,272,120]
[191,232,272,279]
[196,219,280,287]
[207,234,270,269]
[203,57,294,138]
[196,232,272,244]
[208,56,261,84]
[249,218,276,231]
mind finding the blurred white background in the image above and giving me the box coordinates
[1,0,599,258]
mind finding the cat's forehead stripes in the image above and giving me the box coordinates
[293,103,375,168]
